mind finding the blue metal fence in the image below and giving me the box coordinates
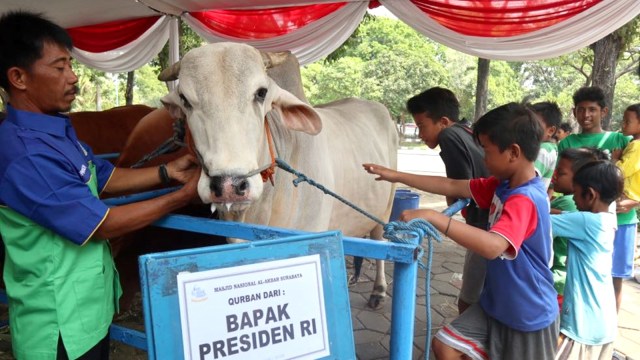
[2,189,426,359]
[98,201,423,359]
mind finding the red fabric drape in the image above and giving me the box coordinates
[190,3,347,39]
[368,1,382,9]
[411,0,602,37]
[67,16,160,52]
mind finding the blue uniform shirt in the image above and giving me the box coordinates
[0,105,114,245]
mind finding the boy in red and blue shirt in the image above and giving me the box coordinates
[365,103,558,359]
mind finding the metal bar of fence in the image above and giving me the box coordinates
[103,187,178,206]
[154,214,419,264]
[109,324,147,351]
[390,232,420,360]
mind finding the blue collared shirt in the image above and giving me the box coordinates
[0,105,114,245]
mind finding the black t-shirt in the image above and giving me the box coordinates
[437,123,489,229]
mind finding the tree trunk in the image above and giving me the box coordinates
[591,32,624,130]
[474,58,490,121]
[125,71,135,105]
[95,80,102,111]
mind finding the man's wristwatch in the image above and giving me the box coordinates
[158,164,171,185]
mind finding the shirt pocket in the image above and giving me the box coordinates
[73,266,109,332]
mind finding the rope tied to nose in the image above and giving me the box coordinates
[260,119,277,185]
[130,118,187,168]
[275,158,388,226]
[244,118,277,184]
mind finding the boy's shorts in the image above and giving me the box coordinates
[612,223,637,278]
[459,250,486,304]
[434,304,559,360]
[556,335,613,360]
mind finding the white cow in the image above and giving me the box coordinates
[159,43,398,309]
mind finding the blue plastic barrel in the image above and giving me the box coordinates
[389,189,420,221]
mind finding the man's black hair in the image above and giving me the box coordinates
[531,101,562,129]
[472,102,542,161]
[559,122,573,133]
[0,11,73,91]
[406,87,460,123]
[573,160,623,204]
[625,103,640,118]
[572,86,606,109]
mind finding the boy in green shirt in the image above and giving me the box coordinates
[531,101,561,191]
[558,86,634,312]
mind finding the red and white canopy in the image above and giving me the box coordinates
[3,0,639,72]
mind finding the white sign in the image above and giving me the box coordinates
[177,254,330,360]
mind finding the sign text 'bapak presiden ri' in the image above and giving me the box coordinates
[177,255,330,360]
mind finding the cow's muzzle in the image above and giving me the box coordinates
[209,175,251,199]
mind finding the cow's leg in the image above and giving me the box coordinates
[367,224,387,310]
[349,256,365,284]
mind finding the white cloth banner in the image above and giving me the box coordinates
[381,0,640,61]
[183,2,368,65]
[72,16,171,73]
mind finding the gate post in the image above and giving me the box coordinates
[389,231,420,360]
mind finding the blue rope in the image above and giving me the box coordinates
[275,158,387,226]
[383,198,468,360]
[385,199,468,359]
[274,157,469,359]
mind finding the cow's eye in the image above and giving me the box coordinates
[255,88,268,103]
[179,93,192,109]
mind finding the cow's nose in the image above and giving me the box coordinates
[233,177,250,196]
[208,175,250,198]
[209,175,224,197]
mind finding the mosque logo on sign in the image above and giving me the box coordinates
[190,286,208,302]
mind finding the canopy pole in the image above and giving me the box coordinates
[168,16,180,91]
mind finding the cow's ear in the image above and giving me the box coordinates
[161,91,186,120]
[271,86,322,135]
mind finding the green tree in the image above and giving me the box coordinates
[131,64,169,107]
[154,19,205,75]
[474,58,490,120]
[487,61,524,107]
[302,16,448,122]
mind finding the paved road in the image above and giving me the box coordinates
[397,148,445,177]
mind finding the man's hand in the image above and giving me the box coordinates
[179,163,202,203]
[167,154,199,184]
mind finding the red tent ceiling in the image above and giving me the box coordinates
[1,0,639,71]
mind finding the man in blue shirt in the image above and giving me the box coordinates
[0,11,201,359]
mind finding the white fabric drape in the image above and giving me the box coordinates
[381,0,640,61]
[71,16,171,73]
[183,2,368,65]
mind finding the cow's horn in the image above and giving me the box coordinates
[158,61,181,81]
[260,51,290,69]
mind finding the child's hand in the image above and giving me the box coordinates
[362,163,398,182]
[616,197,640,213]
[399,208,433,222]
